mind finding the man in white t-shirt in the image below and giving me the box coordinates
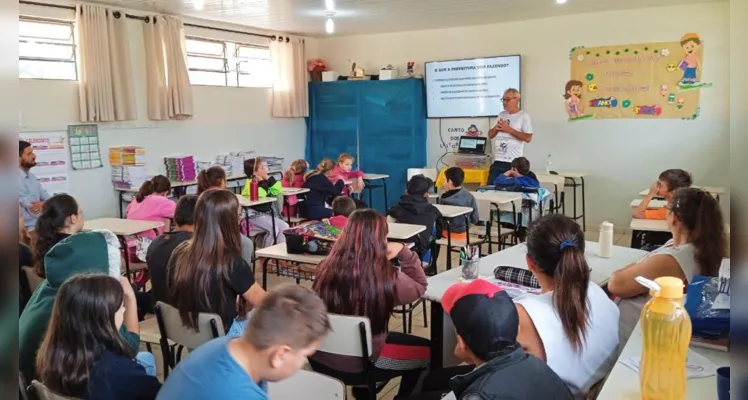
[487,88,534,186]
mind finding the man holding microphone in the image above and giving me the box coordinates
[487,88,534,186]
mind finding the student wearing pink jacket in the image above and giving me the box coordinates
[327,153,365,196]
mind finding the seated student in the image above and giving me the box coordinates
[20,230,141,382]
[156,284,331,400]
[493,156,539,187]
[514,214,619,397]
[31,194,84,279]
[311,209,429,399]
[196,166,254,262]
[168,189,266,337]
[241,158,289,247]
[146,195,197,306]
[126,175,176,238]
[328,153,365,196]
[438,167,479,239]
[281,158,308,218]
[632,168,692,220]
[323,196,356,229]
[302,159,345,220]
[400,280,573,400]
[388,174,443,256]
[36,274,161,400]
[609,187,725,343]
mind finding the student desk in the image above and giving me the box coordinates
[113,173,249,217]
[598,322,730,399]
[535,173,566,215]
[424,241,647,369]
[630,219,730,249]
[469,191,522,253]
[639,185,724,201]
[83,218,164,281]
[236,195,280,245]
[280,187,310,225]
[362,173,390,210]
[630,198,667,209]
[555,172,588,231]
[432,204,475,272]
[387,222,426,240]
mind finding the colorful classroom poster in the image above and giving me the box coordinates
[67,124,103,170]
[567,33,711,121]
[19,131,70,195]
[439,118,491,151]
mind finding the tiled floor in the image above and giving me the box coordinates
[142,228,634,399]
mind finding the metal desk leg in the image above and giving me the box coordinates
[118,235,132,281]
[581,177,586,231]
[368,184,373,207]
[430,301,444,370]
[383,179,388,211]
[262,258,271,289]
[271,207,277,245]
[445,219,452,270]
[244,208,251,239]
[119,192,125,218]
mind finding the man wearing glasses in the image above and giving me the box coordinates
[487,88,534,186]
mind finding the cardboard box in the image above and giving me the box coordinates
[322,71,339,82]
[379,69,399,80]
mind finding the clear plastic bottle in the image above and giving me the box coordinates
[638,276,692,400]
[545,154,552,174]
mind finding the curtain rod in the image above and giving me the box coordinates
[20,1,293,41]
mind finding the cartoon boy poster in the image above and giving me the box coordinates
[679,33,701,85]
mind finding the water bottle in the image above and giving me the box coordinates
[598,221,614,259]
[249,178,259,201]
[636,276,691,400]
[545,154,552,174]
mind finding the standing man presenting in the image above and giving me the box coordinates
[19,140,50,236]
[487,88,534,186]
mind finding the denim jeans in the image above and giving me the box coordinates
[135,352,157,377]
[227,311,254,338]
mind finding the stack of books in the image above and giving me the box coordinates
[109,146,148,189]
[261,156,284,173]
[164,155,197,182]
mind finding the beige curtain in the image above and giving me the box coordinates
[75,4,136,122]
[142,15,193,120]
[270,37,308,118]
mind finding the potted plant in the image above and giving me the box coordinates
[307,59,327,81]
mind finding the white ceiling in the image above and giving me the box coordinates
[84,0,723,36]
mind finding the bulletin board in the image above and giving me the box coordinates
[67,124,103,170]
[566,33,711,121]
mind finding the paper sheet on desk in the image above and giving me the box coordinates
[620,349,718,379]
[487,278,541,299]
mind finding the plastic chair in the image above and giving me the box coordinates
[154,301,225,377]
[268,370,345,399]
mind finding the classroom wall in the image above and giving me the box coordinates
[19,2,318,219]
[318,2,730,228]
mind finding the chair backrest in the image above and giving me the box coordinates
[155,301,225,349]
[268,370,345,400]
[30,381,78,400]
[407,168,437,182]
[22,266,44,294]
[315,314,373,357]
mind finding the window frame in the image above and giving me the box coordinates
[186,35,272,89]
[19,16,78,81]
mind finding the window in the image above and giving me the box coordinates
[186,37,273,88]
[19,17,77,80]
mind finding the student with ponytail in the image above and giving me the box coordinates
[240,158,289,247]
[31,194,84,278]
[197,166,228,195]
[126,175,176,240]
[303,158,345,220]
[609,187,726,342]
[281,159,308,218]
[514,214,619,397]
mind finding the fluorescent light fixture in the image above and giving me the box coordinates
[325,18,335,34]
[194,0,204,10]
[556,0,567,3]
[325,0,335,11]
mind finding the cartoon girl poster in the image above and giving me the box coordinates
[563,80,593,121]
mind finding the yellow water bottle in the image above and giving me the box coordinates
[637,276,692,400]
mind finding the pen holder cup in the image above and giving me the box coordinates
[461,258,480,280]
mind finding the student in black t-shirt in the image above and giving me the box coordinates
[168,189,267,336]
[146,195,197,307]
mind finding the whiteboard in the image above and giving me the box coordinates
[425,55,521,118]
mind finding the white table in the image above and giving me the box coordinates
[387,222,426,240]
[630,219,730,248]
[281,187,310,196]
[425,241,647,369]
[469,191,523,253]
[639,186,724,201]
[255,243,326,289]
[630,198,667,209]
[83,218,165,280]
[237,195,281,244]
[598,322,730,399]
[432,204,473,218]
[362,173,390,210]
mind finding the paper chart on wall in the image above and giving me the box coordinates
[19,131,70,195]
[67,124,103,170]
[567,33,711,121]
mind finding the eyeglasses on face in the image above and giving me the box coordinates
[501,97,517,102]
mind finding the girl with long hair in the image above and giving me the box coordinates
[168,189,266,336]
[311,209,429,399]
[328,153,365,196]
[240,157,289,247]
[195,166,254,264]
[303,158,345,220]
[282,158,308,218]
[31,194,84,278]
[609,187,726,341]
[126,175,176,271]
[514,214,619,397]
[36,274,160,399]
